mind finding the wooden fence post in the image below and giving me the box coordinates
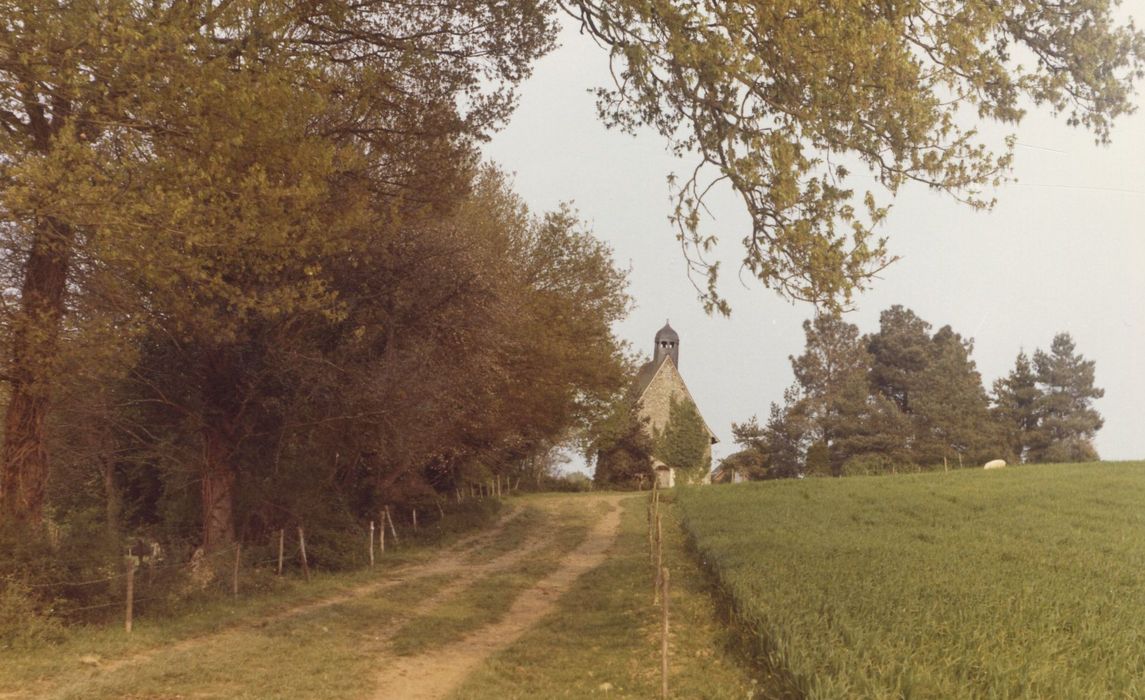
[385,506,400,545]
[232,543,241,597]
[124,557,136,634]
[298,526,310,582]
[654,514,663,603]
[661,567,670,699]
[648,503,655,563]
[412,508,418,531]
[369,521,375,567]
[277,529,285,576]
[379,513,386,554]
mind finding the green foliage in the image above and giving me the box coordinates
[867,305,939,416]
[715,448,768,483]
[563,0,1144,309]
[0,582,63,649]
[1030,333,1105,463]
[543,472,594,492]
[838,453,911,478]
[803,441,830,477]
[0,0,564,534]
[679,462,1145,696]
[751,306,1011,478]
[992,351,1042,462]
[730,403,808,480]
[652,396,712,484]
[992,334,1105,464]
[750,311,1107,478]
[789,313,878,474]
[593,407,654,489]
[909,325,999,465]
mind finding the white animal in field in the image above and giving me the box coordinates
[983,459,1006,470]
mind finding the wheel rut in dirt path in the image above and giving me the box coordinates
[54,504,532,687]
[371,493,627,700]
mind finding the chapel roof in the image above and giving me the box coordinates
[654,321,679,343]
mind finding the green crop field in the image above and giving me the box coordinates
[677,462,1145,698]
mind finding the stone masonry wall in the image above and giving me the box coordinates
[637,359,714,476]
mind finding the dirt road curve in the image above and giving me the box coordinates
[371,494,625,699]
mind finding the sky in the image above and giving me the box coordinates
[483,8,1145,468]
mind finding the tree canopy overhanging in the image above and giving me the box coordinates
[559,0,1145,310]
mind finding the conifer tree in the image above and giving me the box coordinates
[992,351,1042,463]
[911,327,998,467]
[762,400,808,480]
[867,306,935,415]
[789,313,872,475]
[867,309,999,468]
[1029,333,1104,463]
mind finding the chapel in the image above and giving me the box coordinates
[629,322,718,487]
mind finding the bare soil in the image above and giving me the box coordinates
[371,494,624,699]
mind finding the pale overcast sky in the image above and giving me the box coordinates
[483,7,1145,466]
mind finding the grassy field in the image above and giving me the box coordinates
[677,461,1145,698]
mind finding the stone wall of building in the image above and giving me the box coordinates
[637,359,714,481]
[637,361,689,434]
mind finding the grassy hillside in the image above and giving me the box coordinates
[678,462,1145,698]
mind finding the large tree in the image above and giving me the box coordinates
[910,326,998,467]
[1029,333,1104,462]
[992,351,1043,463]
[867,306,935,416]
[593,406,654,489]
[788,313,872,475]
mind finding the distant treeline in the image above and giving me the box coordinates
[721,307,1104,480]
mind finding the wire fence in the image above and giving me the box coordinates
[4,487,508,631]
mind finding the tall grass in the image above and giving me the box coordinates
[678,462,1145,698]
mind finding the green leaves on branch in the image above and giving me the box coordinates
[560,0,1144,310]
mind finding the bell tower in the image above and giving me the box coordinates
[653,321,680,367]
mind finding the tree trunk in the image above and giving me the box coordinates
[201,422,238,551]
[196,342,251,551]
[1,218,74,526]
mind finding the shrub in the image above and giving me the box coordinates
[0,582,64,649]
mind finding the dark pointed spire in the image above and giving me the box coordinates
[653,321,680,367]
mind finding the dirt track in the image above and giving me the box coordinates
[34,494,626,700]
[371,493,625,699]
